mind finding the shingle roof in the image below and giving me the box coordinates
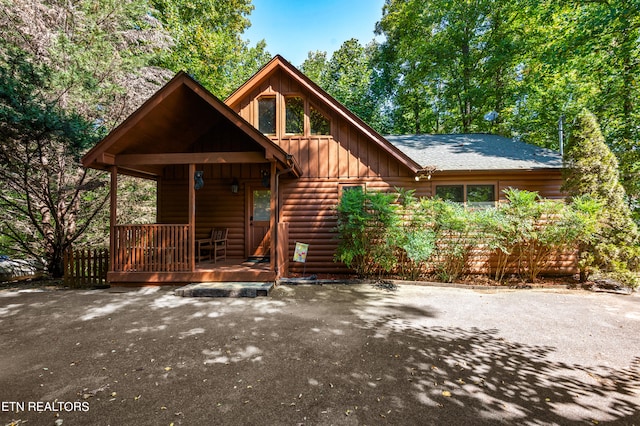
[384,134,563,171]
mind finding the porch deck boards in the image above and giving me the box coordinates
[108,257,275,285]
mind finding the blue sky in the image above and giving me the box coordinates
[244,0,386,67]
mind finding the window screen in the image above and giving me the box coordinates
[467,185,495,207]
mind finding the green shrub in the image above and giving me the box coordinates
[334,188,400,277]
[423,199,478,283]
[394,188,436,280]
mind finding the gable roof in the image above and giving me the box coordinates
[226,55,423,175]
[385,134,563,172]
[82,71,301,178]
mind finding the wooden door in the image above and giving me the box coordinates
[248,189,271,258]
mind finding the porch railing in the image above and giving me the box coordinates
[113,224,190,272]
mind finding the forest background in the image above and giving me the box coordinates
[0,0,638,277]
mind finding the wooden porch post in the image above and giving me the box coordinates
[269,160,277,272]
[109,166,118,273]
[188,163,196,271]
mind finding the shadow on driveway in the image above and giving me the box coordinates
[0,284,638,425]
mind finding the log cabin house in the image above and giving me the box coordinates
[82,55,566,285]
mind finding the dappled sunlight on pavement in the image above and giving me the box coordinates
[0,284,638,425]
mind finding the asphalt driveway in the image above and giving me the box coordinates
[1,284,639,425]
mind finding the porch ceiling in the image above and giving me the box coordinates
[82,73,301,179]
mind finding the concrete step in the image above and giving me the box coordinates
[175,282,274,298]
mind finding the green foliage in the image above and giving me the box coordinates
[151,0,271,98]
[427,199,479,283]
[334,188,400,277]
[375,0,527,134]
[394,188,436,280]
[475,204,520,282]
[301,39,388,131]
[0,50,108,277]
[333,187,606,284]
[562,110,639,279]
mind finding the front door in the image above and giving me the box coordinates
[248,188,271,258]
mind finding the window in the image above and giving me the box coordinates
[338,183,365,199]
[310,105,330,135]
[255,95,331,136]
[435,184,495,207]
[435,185,464,203]
[258,97,276,134]
[467,185,495,207]
[285,97,304,134]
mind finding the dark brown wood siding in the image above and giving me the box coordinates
[279,170,570,276]
[232,69,411,180]
[158,163,271,259]
[228,64,571,277]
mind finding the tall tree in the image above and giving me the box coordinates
[0,50,107,277]
[302,39,384,129]
[375,0,527,134]
[562,110,638,275]
[564,0,640,213]
[0,0,173,129]
[150,0,271,98]
[0,0,170,276]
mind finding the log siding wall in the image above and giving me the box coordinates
[154,65,570,277]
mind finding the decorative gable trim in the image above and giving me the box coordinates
[82,71,301,177]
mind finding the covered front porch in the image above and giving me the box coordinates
[82,73,300,285]
[106,223,289,285]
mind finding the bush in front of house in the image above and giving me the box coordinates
[333,187,622,285]
[333,187,400,277]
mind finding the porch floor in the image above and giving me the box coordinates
[195,257,271,273]
[108,257,275,285]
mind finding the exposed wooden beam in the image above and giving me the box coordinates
[115,152,267,166]
[99,152,116,165]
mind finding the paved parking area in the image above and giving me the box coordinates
[1,284,639,425]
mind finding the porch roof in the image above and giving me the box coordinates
[82,72,301,179]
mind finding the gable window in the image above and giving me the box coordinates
[258,97,276,134]
[310,105,330,135]
[255,95,331,137]
[285,97,304,134]
[435,184,495,207]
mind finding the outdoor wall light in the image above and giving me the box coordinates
[194,170,204,190]
[231,178,239,194]
[260,169,270,188]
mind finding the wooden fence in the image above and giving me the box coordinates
[63,248,109,288]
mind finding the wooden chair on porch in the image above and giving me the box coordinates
[196,228,228,263]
